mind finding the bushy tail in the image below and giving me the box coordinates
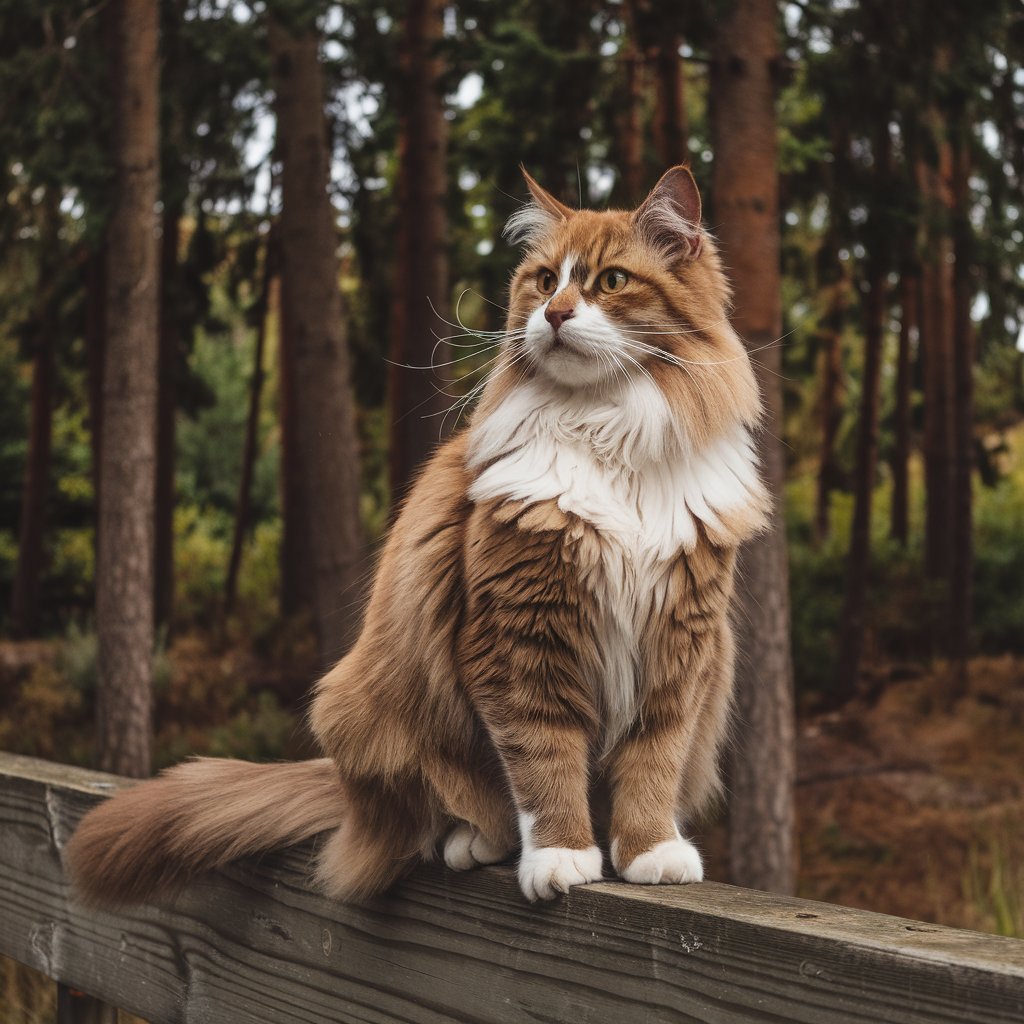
[67,758,344,907]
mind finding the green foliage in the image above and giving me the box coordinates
[174,504,233,625]
[177,323,279,521]
[203,691,298,762]
[974,459,1024,653]
[788,430,1024,700]
[965,826,1024,938]
[57,620,98,695]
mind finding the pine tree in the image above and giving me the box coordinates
[95,0,161,778]
[388,0,451,504]
[711,0,796,895]
[270,9,365,663]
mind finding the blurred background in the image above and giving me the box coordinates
[1,0,1023,1010]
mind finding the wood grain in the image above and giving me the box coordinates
[1,752,1022,1024]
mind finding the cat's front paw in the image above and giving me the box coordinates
[443,823,509,871]
[518,845,603,902]
[615,837,704,885]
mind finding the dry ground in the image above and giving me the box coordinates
[704,655,1024,935]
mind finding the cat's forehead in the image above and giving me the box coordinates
[532,210,636,268]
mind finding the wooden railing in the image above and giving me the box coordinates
[1,750,1023,1024]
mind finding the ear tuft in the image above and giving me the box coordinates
[503,166,575,248]
[632,166,704,261]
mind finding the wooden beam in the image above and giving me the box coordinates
[1,751,1022,1023]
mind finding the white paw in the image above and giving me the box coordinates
[443,823,508,871]
[517,846,603,902]
[618,837,704,885]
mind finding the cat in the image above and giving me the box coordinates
[68,164,768,906]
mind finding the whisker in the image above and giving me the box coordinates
[426,295,510,336]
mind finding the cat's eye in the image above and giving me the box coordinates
[536,269,557,295]
[598,268,629,293]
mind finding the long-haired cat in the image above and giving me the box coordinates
[68,165,767,905]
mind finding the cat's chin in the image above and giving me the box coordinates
[534,347,621,390]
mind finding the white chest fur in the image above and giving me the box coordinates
[467,375,760,745]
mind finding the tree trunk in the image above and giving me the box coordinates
[834,269,887,701]
[917,110,956,583]
[10,196,59,638]
[890,272,917,545]
[834,119,892,702]
[618,3,645,204]
[711,0,796,895]
[947,117,974,693]
[814,277,846,546]
[85,247,106,509]
[653,34,687,168]
[154,207,180,632]
[388,0,450,506]
[95,0,159,779]
[813,123,850,547]
[226,233,277,618]
[277,262,316,618]
[270,16,365,665]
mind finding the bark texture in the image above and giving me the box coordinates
[226,234,277,618]
[618,2,645,204]
[653,35,687,168]
[917,102,956,583]
[814,275,846,546]
[154,208,180,631]
[85,247,106,504]
[948,118,974,690]
[95,0,160,779]
[891,272,917,545]
[835,123,892,701]
[270,18,364,663]
[388,0,450,504]
[277,264,316,618]
[711,0,796,894]
[835,269,887,701]
[10,197,59,637]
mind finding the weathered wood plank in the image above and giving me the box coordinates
[0,751,1022,1024]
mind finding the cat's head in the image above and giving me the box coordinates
[495,166,762,452]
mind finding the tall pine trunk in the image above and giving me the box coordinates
[154,207,180,632]
[890,272,917,545]
[918,97,956,583]
[712,0,796,894]
[835,124,892,701]
[835,269,887,701]
[814,275,846,546]
[10,195,59,638]
[96,0,160,778]
[226,234,277,618]
[948,116,974,692]
[813,124,850,547]
[388,0,450,505]
[653,34,687,167]
[270,16,364,664]
[277,263,316,618]
[618,3,645,204]
[85,247,106,506]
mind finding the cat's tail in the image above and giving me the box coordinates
[67,757,345,907]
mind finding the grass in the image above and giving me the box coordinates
[965,827,1024,938]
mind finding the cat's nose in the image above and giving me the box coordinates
[545,305,576,332]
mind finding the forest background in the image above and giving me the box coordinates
[1,3,1023,1003]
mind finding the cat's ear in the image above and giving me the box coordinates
[503,166,574,247]
[632,165,704,261]
[520,166,575,220]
